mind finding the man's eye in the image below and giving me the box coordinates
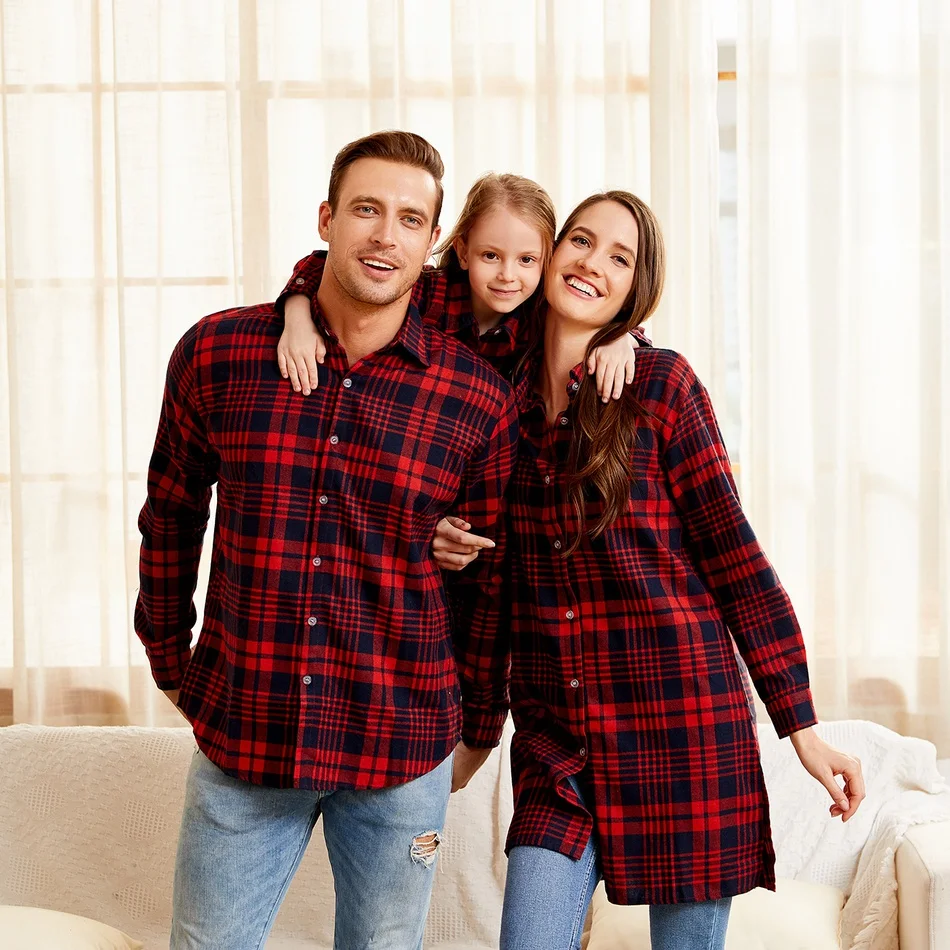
[404,216,421,226]
[357,206,376,215]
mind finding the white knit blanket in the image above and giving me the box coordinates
[758,719,950,950]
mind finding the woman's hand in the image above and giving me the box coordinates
[790,726,866,821]
[432,516,495,571]
[277,295,327,394]
[588,331,639,403]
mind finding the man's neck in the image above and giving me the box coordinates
[316,265,412,366]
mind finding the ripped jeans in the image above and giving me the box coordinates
[170,749,453,950]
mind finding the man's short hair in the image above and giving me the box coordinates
[327,130,445,229]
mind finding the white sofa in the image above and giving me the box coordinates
[1,720,948,950]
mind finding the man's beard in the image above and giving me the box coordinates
[328,249,420,307]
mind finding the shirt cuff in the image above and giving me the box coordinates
[765,688,819,739]
[461,706,508,749]
[145,639,192,691]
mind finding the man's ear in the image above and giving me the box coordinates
[318,201,333,242]
[454,236,469,269]
[426,224,442,261]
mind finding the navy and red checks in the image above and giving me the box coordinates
[501,347,818,905]
[136,279,518,791]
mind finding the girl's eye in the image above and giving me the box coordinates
[483,252,499,261]
[519,256,537,265]
[571,235,590,248]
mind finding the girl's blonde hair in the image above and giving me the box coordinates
[434,173,557,274]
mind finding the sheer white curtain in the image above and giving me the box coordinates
[0,0,721,725]
[737,0,950,754]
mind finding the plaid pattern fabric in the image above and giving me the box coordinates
[277,251,526,374]
[136,285,518,790]
[501,347,818,905]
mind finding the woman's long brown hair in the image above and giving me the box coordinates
[535,192,667,555]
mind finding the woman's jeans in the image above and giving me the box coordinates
[500,779,732,950]
[170,749,453,950]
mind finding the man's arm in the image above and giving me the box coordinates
[134,324,219,693]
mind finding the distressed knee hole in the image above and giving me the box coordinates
[410,830,441,868]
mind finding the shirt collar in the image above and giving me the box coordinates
[303,252,431,368]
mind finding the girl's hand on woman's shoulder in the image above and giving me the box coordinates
[588,331,639,403]
[277,295,326,394]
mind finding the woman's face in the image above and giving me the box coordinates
[544,199,639,331]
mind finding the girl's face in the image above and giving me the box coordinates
[456,206,545,318]
[545,200,639,331]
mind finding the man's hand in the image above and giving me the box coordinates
[451,741,493,792]
[790,726,866,821]
[162,688,191,725]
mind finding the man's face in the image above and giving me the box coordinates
[319,158,441,307]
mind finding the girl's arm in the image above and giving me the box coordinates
[588,326,653,402]
[274,252,328,394]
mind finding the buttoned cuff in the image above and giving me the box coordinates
[461,706,507,750]
[145,639,192,691]
[766,688,819,739]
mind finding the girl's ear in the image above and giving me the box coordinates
[454,237,470,270]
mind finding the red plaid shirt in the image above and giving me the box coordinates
[501,347,817,905]
[136,275,518,790]
[278,251,529,377]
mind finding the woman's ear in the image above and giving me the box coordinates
[454,237,470,270]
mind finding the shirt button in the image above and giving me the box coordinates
[329,435,339,445]
[319,495,328,505]
[571,381,579,391]
[342,378,353,389]
[307,617,317,626]
[312,557,322,567]
[295,277,305,285]
[579,746,587,757]
[560,416,569,426]
[544,475,551,485]
[553,540,562,550]
[302,674,312,685]
[570,678,579,688]
[566,609,575,620]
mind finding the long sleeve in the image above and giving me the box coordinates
[134,324,219,690]
[448,395,519,748]
[274,251,325,317]
[665,371,817,738]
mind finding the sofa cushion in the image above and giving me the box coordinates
[587,878,844,950]
[0,905,143,950]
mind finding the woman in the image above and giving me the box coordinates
[446,192,865,950]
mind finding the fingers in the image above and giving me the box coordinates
[278,349,289,379]
[435,517,495,549]
[839,759,866,821]
[595,358,609,403]
[286,358,302,393]
[611,363,624,401]
[625,353,636,385]
[434,550,480,571]
[315,339,327,364]
[305,353,319,392]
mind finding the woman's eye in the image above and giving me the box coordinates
[612,256,629,267]
[571,235,590,247]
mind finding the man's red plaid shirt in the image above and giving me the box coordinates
[136,266,517,790]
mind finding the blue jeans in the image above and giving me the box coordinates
[500,782,732,950]
[170,749,453,950]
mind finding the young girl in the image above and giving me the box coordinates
[451,192,865,950]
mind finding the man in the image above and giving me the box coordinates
[135,131,516,949]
